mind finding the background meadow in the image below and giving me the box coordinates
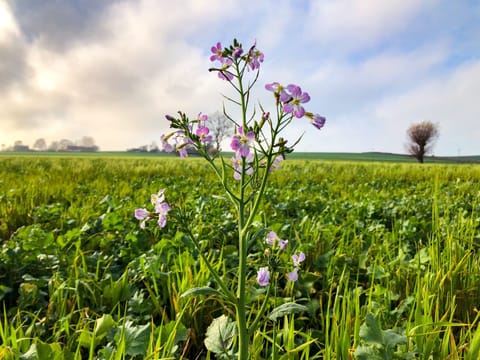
[1,155,480,359]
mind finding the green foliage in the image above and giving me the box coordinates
[204,315,237,358]
[0,156,480,358]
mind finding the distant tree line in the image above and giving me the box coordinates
[128,111,234,155]
[1,136,99,152]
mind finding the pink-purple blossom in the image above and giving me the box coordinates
[197,112,208,124]
[210,42,234,81]
[306,112,326,130]
[232,153,254,180]
[287,268,299,282]
[196,126,212,144]
[230,126,255,157]
[257,267,270,286]
[283,85,310,118]
[247,41,264,71]
[270,155,284,172]
[135,190,170,229]
[265,231,288,250]
[134,208,150,229]
[232,46,243,59]
[210,42,224,62]
[173,131,189,158]
[265,82,291,102]
[160,134,174,153]
[292,252,306,267]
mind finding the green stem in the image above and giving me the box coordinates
[249,282,272,336]
[236,60,250,360]
[184,227,236,304]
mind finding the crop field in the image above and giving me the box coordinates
[1,155,480,359]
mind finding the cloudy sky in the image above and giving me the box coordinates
[1,0,479,155]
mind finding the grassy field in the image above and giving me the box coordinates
[1,155,480,358]
[2,151,480,163]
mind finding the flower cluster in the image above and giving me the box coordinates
[256,231,305,286]
[232,153,254,181]
[134,189,170,228]
[161,112,212,158]
[265,82,326,129]
[210,39,264,81]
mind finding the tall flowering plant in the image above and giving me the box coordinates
[136,39,325,358]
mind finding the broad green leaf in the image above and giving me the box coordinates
[36,342,63,360]
[204,315,236,355]
[116,321,151,357]
[383,329,407,348]
[95,314,117,337]
[359,313,384,346]
[268,302,309,321]
[354,345,384,360]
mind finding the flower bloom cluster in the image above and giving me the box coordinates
[134,189,170,229]
[256,231,306,286]
[230,126,256,180]
[210,40,264,81]
[265,82,326,129]
[161,113,212,158]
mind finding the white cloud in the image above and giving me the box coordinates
[0,0,478,155]
[305,0,437,52]
[373,60,480,155]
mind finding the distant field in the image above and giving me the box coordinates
[2,151,480,163]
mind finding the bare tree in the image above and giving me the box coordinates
[58,139,74,151]
[33,138,47,151]
[406,121,439,163]
[78,136,96,148]
[48,141,59,151]
[208,111,234,151]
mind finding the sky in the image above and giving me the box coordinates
[1,0,479,155]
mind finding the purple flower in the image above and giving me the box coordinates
[173,132,189,158]
[230,126,255,157]
[135,208,149,219]
[134,208,150,229]
[218,62,234,81]
[197,112,208,124]
[265,231,288,250]
[196,126,212,144]
[287,268,299,282]
[270,155,284,172]
[210,42,224,62]
[265,82,291,102]
[283,85,310,118]
[247,41,264,71]
[257,267,270,286]
[232,46,243,59]
[160,134,174,153]
[154,201,170,215]
[136,190,170,229]
[165,114,175,122]
[232,152,254,180]
[292,252,306,267]
[151,189,165,206]
[306,112,326,130]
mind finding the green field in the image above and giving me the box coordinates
[1,155,480,358]
[3,151,480,164]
